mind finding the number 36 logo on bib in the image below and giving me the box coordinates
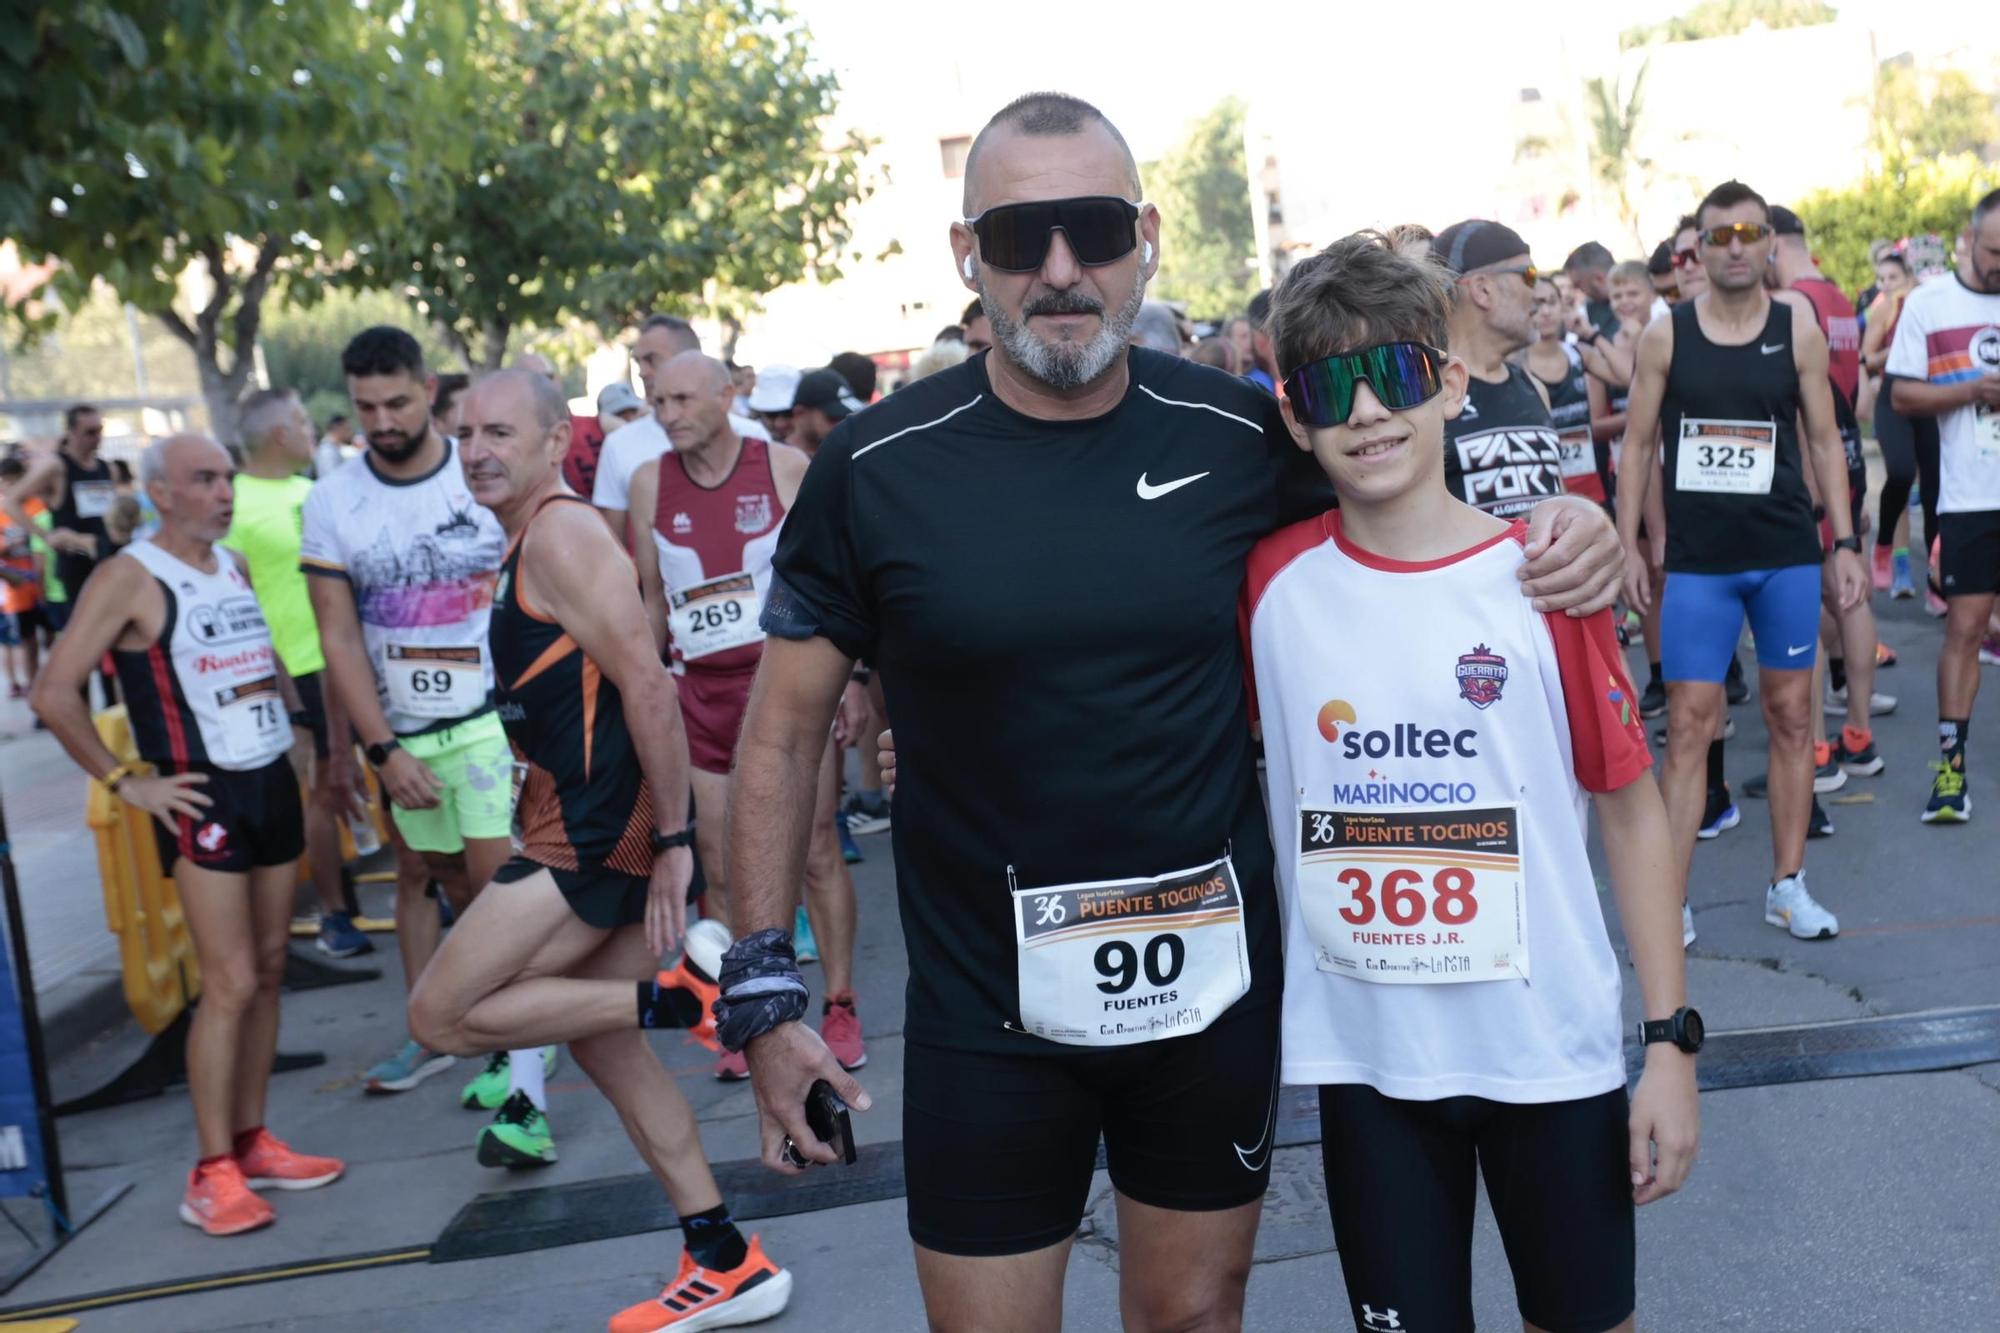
[1011,855,1250,1047]
[1298,806,1529,984]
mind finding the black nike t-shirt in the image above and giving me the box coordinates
[765,348,1331,1054]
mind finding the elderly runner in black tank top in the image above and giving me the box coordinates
[1433,220,1567,518]
[31,434,341,1238]
[407,369,795,1332]
[1615,181,1866,951]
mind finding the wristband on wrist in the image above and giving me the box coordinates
[102,761,138,794]
[650,825,695,854]
[713,928,810,1053]
[850,667,872,686]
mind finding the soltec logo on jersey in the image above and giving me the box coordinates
[1317,699,1478,759]
[1454,643,1507,709]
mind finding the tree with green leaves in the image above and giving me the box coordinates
[5,2,474,441]
[351,0,869,370]
[1144,98,1258,322]
[1870,63,2000,166]
[1621,0,1836,50]
[1793,154,1992,293]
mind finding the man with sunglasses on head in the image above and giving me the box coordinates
[719,91,1625,1332]
[1617,181,1866,947]
[1432,221,1569,521]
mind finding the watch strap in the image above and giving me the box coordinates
[651,825,696,854]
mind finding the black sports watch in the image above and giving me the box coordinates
[1830,535,1862,555]
[365,737,402,768]
[1638,1006,1704,1054]
[650,825,696,855]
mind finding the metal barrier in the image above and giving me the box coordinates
[85,707,199,1035]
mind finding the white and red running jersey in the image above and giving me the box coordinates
[1241,510,1651,1103]
[112,541,292,771]
[650,436,785,672]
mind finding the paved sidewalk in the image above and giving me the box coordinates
[0,593,1995,1330]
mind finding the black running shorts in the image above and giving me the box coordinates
[1939,509,2000,597]
[903,998,1280,1257]
[152,757,306,876]
[491,855,647,930]
[1318,1083,1634,1333]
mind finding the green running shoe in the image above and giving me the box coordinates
[461,1048,558,1110]
[460,1051,511,1110]
[793,905,819,964]
[476,1091,557,1168]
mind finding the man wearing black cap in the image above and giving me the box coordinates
[1433,219,1568,519]
[789,368,865,453]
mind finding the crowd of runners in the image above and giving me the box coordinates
[6,87,1997,1332]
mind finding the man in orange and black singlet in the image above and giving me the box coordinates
[625,352,867,1079]
[409,370,793,1333]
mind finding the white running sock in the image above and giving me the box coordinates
[508,1046,549,1111]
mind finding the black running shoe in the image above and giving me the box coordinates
[1639,679,1667,719]
[1725,657,1750,706]
[1808,797,1833,839]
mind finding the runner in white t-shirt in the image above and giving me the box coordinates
[591,314,761,538]
[1243,232,1699,1333]
[1886,188,2000,825]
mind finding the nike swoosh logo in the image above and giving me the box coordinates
[1761,343,1787,355]
[1137,470,1211,500]
[1233,1057,1282,1171]
[1787,643,1811,656]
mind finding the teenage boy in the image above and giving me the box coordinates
[1243,232,1700,1333]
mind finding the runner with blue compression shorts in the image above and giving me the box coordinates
[1617,181,1867,946]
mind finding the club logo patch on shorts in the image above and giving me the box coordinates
[195,822,229,855]
[1455,644,1508,710]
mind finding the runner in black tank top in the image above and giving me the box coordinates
[53,448,117,596]
[1658,300,1820,573]
[491,493,654,887]
[1442,362,1565,518]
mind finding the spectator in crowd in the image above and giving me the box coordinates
[729,361,757,417]
[746,365,801,443]
[563,381,645,501]
[829,351,879,403]
[1243,288,1279,392]
[0,455,49,698]
[1223,314,1254,372]
[961,298,992,356]
[1565,240,1623,339]
[314,413,355,479]
[1129,301,1184,355]
[1190,336,1238,374]
[905,339,967,383]
[1648,240,1679,313]
[432,372,471,439]
[1384,222,1437,264]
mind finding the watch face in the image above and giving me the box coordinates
[1681,1008,1705,1049]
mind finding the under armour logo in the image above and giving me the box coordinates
[1361,1306,1402,1330]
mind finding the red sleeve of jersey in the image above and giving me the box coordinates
[1239,512,1332,728]
[1542,608,1652,793]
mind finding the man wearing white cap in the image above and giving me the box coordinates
[592,315,762,540]
[746,366,802,446]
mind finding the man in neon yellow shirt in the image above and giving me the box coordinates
[226,389,373,959]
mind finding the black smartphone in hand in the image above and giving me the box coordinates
[805,1079,856,1166]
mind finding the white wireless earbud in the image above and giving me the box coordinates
[1142,241,1153,265]
[963,256,976,280]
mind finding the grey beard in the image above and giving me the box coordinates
[981,276,1147,391]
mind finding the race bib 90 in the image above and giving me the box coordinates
[1012,855,1250,1046]
[671,571,762,661]
[1297,806,1528,984]
[385,643,485,717]
[1675,418,1775,495]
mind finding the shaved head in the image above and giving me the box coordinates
[510,352,560,387]
[140,432,229,487]
[662,350,733,394]
[140,433,235,540]
[475,367,570,433]
[963,92,1140,216]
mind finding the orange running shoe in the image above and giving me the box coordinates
[236,1128,345,1191]
[179,1158,275,1236]
[655,960,721,1051]
[608,1235,792,1332]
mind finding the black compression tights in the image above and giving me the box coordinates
[1873,393,1917,545]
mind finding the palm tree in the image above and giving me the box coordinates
[1584,61,1652,251]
